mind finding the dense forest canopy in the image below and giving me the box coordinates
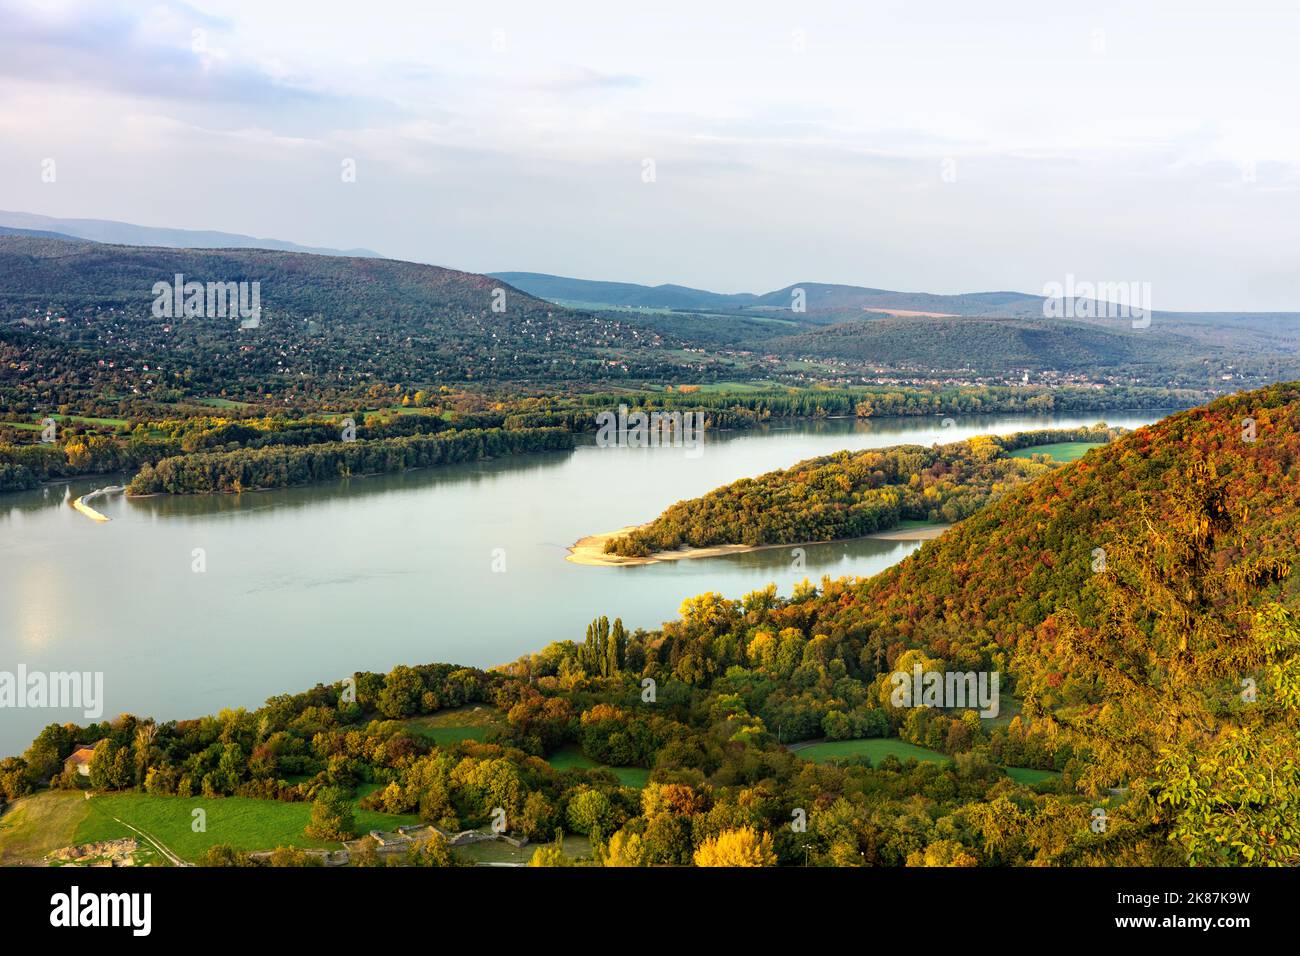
[603,425,1124,556]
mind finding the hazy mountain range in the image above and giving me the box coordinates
[491,271,1047,318]
[0,211,381,259]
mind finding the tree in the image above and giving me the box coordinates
[268,846,324,867]
[407,832,459,867]
[693,827,777,867]
[377,665,424,719]
[603,829,647,867]
[906,839,979,867]
[88,740,133,791]
[566,787,616,839]
[306,786,356,841]
[200,845,253,867]
[1154,605,1300,865]
[528,831,573,867]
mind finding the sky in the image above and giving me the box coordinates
[1,0,1298,310]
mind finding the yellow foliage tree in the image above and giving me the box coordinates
[906,839,980,867]
[603,830,647,867]
[693,827,777,867]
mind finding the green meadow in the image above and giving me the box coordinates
[1008,441,1106,463]
[397,706,503,746]
[791,738,1062,787]
[73,793,419,863]
[791,738,949,765]
[545,746,651,789]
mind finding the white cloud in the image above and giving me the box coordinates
[1,0,1299,308]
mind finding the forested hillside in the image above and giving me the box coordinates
[773,314,1239,375]
[0,236,713,403]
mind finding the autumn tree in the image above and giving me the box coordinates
[693,827,777,867]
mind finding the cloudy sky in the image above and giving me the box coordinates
[2,0,1298,310]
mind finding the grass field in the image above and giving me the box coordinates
[72,793,421,863]
[0,791,94,864]
[397,706,503,746]
[791,738,1062,788]
[457,833,594,865]
[1004,767,1061,786]
[691,380,783,393]
[545,746,650,789]
[2,413,128,431]
[1008,441,1106,463]
[791,738,949,765]
[194,397,251,409]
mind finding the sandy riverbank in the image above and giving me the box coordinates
[71,485,124,523]
[565,522,948,567]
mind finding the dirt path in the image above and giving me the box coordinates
[98,811,190,867]
[784,738,826,753]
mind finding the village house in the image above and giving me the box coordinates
[64,744,95,777]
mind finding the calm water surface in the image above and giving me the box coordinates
[0,410,1168,754]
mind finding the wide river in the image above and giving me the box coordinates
[0,409,1170,755]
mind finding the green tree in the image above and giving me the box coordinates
[306,786,357,841]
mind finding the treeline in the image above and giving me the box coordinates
[127,427,573,495]
[0,435,179,492]
[149,409,509,453]
[0,380,1198,494]
[604,426,1122,556]
[570,384,1201,421]
[0,408,570,494]
[502,383,1201,433]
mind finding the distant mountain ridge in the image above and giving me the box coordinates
[491,271,1300,328]
[491,271,1054,317]
[0,211,381,258]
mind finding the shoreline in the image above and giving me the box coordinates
[565,522,948,567]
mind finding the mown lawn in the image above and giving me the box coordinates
[1008,441,1105,463]
[74,793,420,863]
[545,746,650,789]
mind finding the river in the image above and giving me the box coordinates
[0,409,1169,755]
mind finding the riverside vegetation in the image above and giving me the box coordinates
[602,425,1122,557]
[1,387,1187,495]
[2,384,1296,867]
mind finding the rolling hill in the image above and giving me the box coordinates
[0,235,713,405]
[495,271,1300,385]
[4,232,1296,402]
[770,313,1213,372]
